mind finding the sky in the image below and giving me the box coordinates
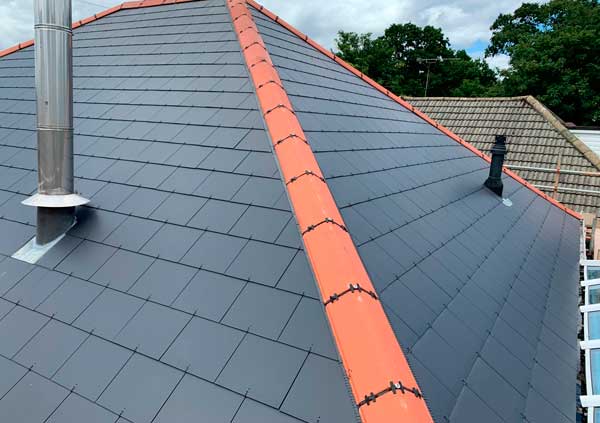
[0,0,535,70]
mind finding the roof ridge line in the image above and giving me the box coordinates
[0,0,200,59]
[523,95,600,172]
[403,96,530,101]
[247,0,582,221]
[228,1,434,422]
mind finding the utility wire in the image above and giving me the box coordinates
[75,0,108,8]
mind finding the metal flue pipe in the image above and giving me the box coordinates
[23,0,89,245]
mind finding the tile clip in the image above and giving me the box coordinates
[264,103,295,116]
[323,283,378,306]
[274,133,308,147]
[287,170,325,185]
[302,217,347,235]
[357,381,423,408]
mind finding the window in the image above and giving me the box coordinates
[591,312,600,340]
[591,285,600,305]
[595,407,600,423]
[592,350,600,394]
[589,266,600,280]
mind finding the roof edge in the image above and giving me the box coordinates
[524,95,600,172]
[230,1,434,421]
[248,0,582,221]
[0,0,199,59]
[404,95,530,102]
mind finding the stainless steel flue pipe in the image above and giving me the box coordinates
[23,0,89,245]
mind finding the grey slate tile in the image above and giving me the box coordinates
[150,193,207,225]
[115,300,189,358]
[0,372,68,423]
[69,208,127,242]
[127,163,175,189]
[104,215,163,251]
[233,399,302,423]
[217,334,307,408]
[173,269,245,320]
[466,358,524,422]
[98,353,182,423]
[99,160,145,183]
[73,289,144,339]
[90,249,154,291]
[223,283,299,339]
[281,354,358,423]
[6,267,66,311]
[0,355,27,399]
[128,259,196,304]
[232,176,284,207]
[36,276,103,324]
[194,171,249,200]
[163,317,244,381]
[141,223,203,262]
[0,219,35,255]
[181,232,246,273]
[46,394,118,423]
[90,182,136,211]
[188,198,247,232]
[158,167,210,194]
[449,387,504,423]
[0,256,34,295]
[54,336,132,400]
[276,252,319,298]
[279,297,337,358]
[229,206,290,243]
[154,374,243,423]
[117,187,169,218]
[14,319,87,378]
[226,240,296,286]
[0,306,49,358]
[56,240,117,280]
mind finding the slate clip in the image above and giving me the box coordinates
[302,217,347,235]
[357,381,423,408]
[324,283,378,306]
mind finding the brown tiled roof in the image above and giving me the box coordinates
[405,96,600,213]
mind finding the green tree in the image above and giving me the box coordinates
[335,23,498,97]
[487,0,600,125]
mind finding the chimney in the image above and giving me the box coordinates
[22,0,89,245]
[484,135,507,197]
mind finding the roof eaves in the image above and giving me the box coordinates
[0,0,199,59]
[229,1,433,422]
[524,95,600,172]
[248,0,582,221]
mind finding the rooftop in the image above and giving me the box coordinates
[0,1,582,422]
[406,96,600,213]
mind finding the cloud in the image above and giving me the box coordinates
[0,0,532,72]
[485,54,511,70]
[0,0,122,50]
[258,0,544,60]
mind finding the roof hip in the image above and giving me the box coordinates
[229,1,434,422]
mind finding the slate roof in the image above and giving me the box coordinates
[405,96,600,213]
[0,1,581,423]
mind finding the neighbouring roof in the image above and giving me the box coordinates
[0,1,581,423]
[406,96,600,213]
[572,128,600,159]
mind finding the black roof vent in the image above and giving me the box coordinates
[484,135,508,197]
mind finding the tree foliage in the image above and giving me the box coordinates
[335,23,499,98]
[334,0,600,125]
[486,0,600,125]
